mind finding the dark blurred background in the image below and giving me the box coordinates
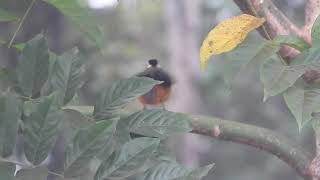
[0,0,312,179]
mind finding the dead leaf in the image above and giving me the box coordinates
[200,14,265,70]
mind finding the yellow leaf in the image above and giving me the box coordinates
[199,14,265,70]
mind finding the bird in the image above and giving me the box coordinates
[136,59,173,109]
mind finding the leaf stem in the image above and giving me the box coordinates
[48,170,65,179]
[8,0,37,48]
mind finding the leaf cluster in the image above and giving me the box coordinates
[206,14,320,131]
[0,1,214,180]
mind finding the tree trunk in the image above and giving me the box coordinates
[163,0,203,167]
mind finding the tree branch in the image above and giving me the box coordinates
[303,0,320,44]
[261,0,301,36]
[233,0,271,39]
[309,116,320,180]
[190,115,312,180]
[66,106,313,180]
[233,0,303,61]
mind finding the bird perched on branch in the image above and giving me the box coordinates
[137,59,173,109]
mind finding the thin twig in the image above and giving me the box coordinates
[8,0,37,48]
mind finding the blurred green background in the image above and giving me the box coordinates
[0,0,312,179]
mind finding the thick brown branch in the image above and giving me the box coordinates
[233,0,271,39]
[233,0,301,39]
[309,137,320,180]
[309,117,320,180]
[233,0,303,61]
[262,0,301,35]
[68,106,313,180]
[303,0,320,44]
[191,115,312,180]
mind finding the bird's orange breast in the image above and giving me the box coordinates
[139,84,171,105]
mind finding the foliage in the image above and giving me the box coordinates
[0,8,18,22]
[199,14,265,70]
[93,77,161,120]
[200,13,320,130]
[0,2,213,180]
[45,0,105,48]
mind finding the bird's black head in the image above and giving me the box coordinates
[148,59,158,67]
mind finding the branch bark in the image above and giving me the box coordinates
[233,0,303,61]
[310,117,320,180]
[163,0,203,167]
[191,114,312,180]
[66,106,313,180]
[303,0,320,44]
[233,1,320,179]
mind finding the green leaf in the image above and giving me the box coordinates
[23,100,37,117]
[216,34,308,88]
[93,77,161,120]
[274,35,310,52]
[182,164,214,180]
[16,34,49,97]
[0,41,25,51]
[312,113,320,136]
[0,38,6,45]
[0,162,15,180]
[290,47,320,65]
[113,116,132,149]
[15,167,49,180]
[40,52,59,96]
[0,8,18,22]
[0,68,18,91]
[241,35,305,74]
[153,140,176,163]
[260,57,305,101]
[12,43,26,51]
[284,85,320,131]
[45,0,104,48]
[139,163,214,180]
[312,15,320,47]
[126,110,192,138]
[0,92,21,157]
[249,35,309,101]
[94,137,160,180]
[246,39,281,68]
[64,119,118,178]
[61,109,90,143]
[23,95,63,165]
[48,52,58,77]
[260,48,320,101]
[213,33,265,85]
[67,93,81,106]
[51,48,85,105]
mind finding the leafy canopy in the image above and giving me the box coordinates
[200,13,320,130]
[0,1,214,179]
